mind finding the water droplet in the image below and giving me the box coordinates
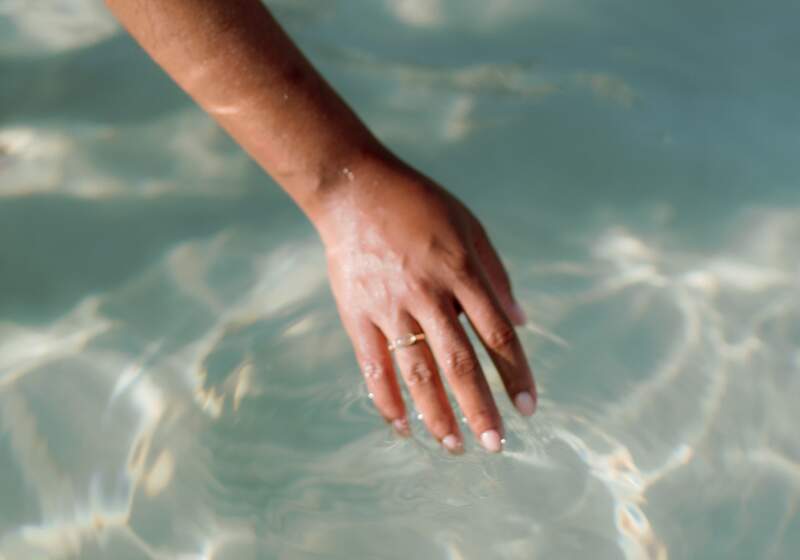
[416,413,424,421]
[367,392,374,400]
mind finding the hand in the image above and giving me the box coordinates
[314,155,537,453]
[105,0,535,453]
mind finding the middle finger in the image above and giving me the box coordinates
[389,313,463,454]
[416,298,505,453]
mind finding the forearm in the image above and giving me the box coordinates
[106,0,388,221]
[108,0,536,452]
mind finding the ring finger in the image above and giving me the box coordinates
[415,298,505,453]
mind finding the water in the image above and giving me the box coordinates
[2,1,799,558]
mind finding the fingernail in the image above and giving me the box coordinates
[514,391,536,416]
[442,434,463,454]
[392,418,410,437]
[509,301,528,326]
[480,429,503,453]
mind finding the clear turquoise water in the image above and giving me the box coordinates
[2,1,799,558]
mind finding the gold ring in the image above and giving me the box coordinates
[388,332,426,352]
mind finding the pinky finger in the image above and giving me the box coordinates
[348,319,409,435]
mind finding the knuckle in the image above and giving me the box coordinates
[401,277,430,297]
[447,250,475,280]
[424,296,454,318]
[443,349,480,380]
[485,324,517,351]
[404,361,435,387]
[361,361,388,382]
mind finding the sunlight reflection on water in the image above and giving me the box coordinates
[1,0,799,559]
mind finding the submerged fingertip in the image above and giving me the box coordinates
[392,417,411,437]
[508,300,528,325]
[442,434,463,454]
[514,391,537,416]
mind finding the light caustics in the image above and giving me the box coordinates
[1,0,799,557]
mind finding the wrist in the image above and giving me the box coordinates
[300,143,415,240]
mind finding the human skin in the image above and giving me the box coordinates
[106,0,537,453]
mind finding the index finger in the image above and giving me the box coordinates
[456,279,537,417]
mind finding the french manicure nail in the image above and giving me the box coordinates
[480,429,503,453]
[509,301,528,326]
[514,391,536,416]
[442,434,463,453]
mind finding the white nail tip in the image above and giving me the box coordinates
[514,391,536,416]
[480,430,503,453]
[442,434,462,452]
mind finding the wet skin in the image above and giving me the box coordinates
[106,0,537,453]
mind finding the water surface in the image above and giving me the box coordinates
[1,1,799,558]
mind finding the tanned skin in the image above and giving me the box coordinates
[107,0,537,454]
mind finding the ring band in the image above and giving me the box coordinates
[388,332,426,352]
